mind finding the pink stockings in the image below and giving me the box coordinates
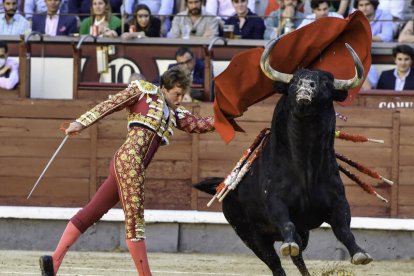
[51,221,81,275]
[51,159,152,274]
[127,239,152,276]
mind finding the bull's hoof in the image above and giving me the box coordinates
[280,242,300,257]
[351,252,373,265]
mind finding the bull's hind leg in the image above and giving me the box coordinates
[290,231,311,276]
[267,199,299,257]
[235,228,286,276]
[225,213,286,275]
[329,198,373,265]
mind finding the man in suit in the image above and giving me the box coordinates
[167,46,206,101]
[32,0,78,36]
[377,44,414,91]
[170,46,204,85]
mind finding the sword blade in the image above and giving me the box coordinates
[27,135,69,199]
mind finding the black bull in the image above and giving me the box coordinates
[194,40,372,276]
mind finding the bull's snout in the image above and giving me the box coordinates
[297,98,311,106]
[296,89,313,105]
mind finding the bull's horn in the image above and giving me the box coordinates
[260,37,293,83]
[333,43,364,90]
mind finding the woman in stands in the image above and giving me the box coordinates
[79,0,122,37]
[121,4,161,39]
[224,0,265,39]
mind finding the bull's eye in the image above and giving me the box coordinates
[310,82,315,88]
[298,80,303,86]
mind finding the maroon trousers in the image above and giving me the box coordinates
[70,127,161,238]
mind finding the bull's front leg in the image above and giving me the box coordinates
[328,197,373,265]
[267,197,300,257]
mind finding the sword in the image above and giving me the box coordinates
[27,134,69,199]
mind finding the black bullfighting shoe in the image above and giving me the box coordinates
[39,255,54,276]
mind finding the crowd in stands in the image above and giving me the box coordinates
[0,0,412,41]
[1,0,414,93]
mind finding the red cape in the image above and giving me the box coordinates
[213,11,372,144]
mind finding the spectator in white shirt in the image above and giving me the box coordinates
[0,41,19,90]
[298,0,343,29]
[377,44,414,91]
[169,0,219,38]
[205,0,256,18]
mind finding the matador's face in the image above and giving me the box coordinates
[163,86,185,106]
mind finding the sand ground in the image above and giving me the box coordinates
[0,250,413,276]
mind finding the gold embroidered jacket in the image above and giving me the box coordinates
[76,80,215,145]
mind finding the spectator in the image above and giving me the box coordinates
[377,44,414,91]
[0,0,30,35]
[121,4,161,39]
[205,0,256,18]
[0,0,23,14]
[32,0,78,36]
[24,0,70,19]
[169,46,205,86]
[224,0,264,39]
[298,0,343,29]
[354,0,394,42]
[123,0,174,36]
[69,0,122,21]
[169,0,219,39]
[24,0,47,20]
[0,41,19,90]
[264,0,304,40]
[79,0,122,37]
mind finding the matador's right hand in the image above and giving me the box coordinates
[65,121,84,135]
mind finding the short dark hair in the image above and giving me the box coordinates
[353,0,379,10]
[310,0,329,10]
[0,41,8,53]
[175,46,194,59]
[392,44,414,59]
[160,66,191,91]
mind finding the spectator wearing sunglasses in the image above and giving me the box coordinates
[224,0,265,39]
[121,4,161,39]
[168,0,219,38]
[168,46,205,86]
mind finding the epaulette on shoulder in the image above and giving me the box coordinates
[130,79,158,95]
[175,105,191,119]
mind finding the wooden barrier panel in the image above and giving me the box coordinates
[1,99,413,218]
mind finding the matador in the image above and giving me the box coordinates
[39,67,215,276]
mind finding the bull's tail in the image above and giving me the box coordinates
[193,177,224,195]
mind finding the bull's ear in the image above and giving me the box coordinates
[332,90,348,102]
[272,81,289,95]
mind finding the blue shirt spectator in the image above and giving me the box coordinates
[0,0,30,35]
[369,8,394,42]
[354,0,394,42]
